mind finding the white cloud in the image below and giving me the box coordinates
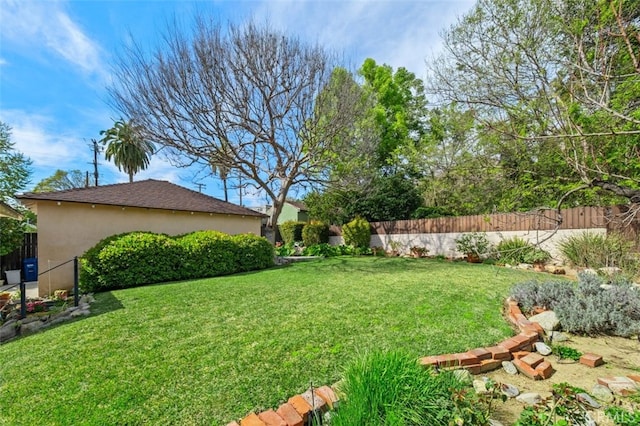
[0,0,106,80]
[1,110,87,169]
[253,0,474,78]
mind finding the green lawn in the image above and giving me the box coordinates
[0,257,543,425]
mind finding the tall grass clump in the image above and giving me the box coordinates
[332,351,493,426]
[559,231,639,278]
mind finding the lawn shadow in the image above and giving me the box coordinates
[87,290,125,317]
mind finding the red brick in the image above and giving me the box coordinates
[514,313,528,323]
[258,410,287,426]
[300,389,327,412]
[455,352,480,366]
[535,361,555,380]
[520,352,544,369]
[467,347,492,361]
[486,346,512,360]
[464,364,483,375]
[598,376,633,386]
[479,358,503,373]
[521,330,540,344]
[628,374,640,385]
[512,351,531,360]
[419,356,439,368]
[315,385,339,409]
[227,422,241,426]
[522,322,545,337]
[497,338,520,352]
[241,413,266,426]
[513,359,542,380]
[579,353,604,368]
[276,403,303,426]
[287,395,312,422]
[435,354,459,368]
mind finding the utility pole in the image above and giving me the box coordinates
[91,139,100,186]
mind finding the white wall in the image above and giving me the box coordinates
[330,228,607,260]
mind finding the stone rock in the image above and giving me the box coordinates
[71,309,90,318]
[516,392,542,406]
[609,382,637,396]
[529,310,560,331]
[576,393,601,409]
[488,420,505,426]
[534,342,552,356]
[502,361,518,375]
[21,316,41,325]
[518,263,533,270]
[591,384,614,402]
[2,318,17,328]
[473,379,489,394]
[501,383,520,398]
[600,284,613,290]
[453,369,473,384]
[20,320,44,334]
[582,268,598,276]
[0,324,17,341]
[599,267,622,276]
[547,331,569,342]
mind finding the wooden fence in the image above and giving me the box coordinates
[1,233,38,275]
[331,206,639,242]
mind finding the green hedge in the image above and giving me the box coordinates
[302,221,329,246]
[80,230,274,293]
[342,216,371,249]
[279,220,305,244]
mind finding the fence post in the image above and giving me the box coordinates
[74,256,79,307]
[20,280,26,318]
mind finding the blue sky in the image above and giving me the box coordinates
[1,0,474,206]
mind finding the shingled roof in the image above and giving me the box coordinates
[17,179,264,217]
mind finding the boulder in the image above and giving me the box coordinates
[591,384,614,402]
[529,310,560,331]
[516,392,542,405]
[502,361,518,375]
[534,342,552,356]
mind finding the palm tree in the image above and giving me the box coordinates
[100,119,155,183]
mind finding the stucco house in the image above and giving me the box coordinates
[17,179,264,296]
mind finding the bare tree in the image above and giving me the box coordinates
[108,18,361,228]
[429,0,640,219]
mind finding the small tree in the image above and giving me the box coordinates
[342,217,371,249]
[0,122,31,257]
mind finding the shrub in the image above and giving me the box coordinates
[84,232,183,292]
[509,280,575,313]
[177,231,237,278]
[510,273,640,337]
[554,273,640,337]
[559,231,639,277]
[455,232,492,257]
[495,237,532,264]
[301,221,329,246]
[231,233,275,272]
[342,216,370,249]
[79,232,135,292]
[278,220,305,244]
[80,231,274,292]
[331,351,493,426]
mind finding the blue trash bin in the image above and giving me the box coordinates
[23,258,38,282]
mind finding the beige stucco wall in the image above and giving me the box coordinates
[33,201,262,296]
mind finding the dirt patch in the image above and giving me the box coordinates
[484,335,640,425]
